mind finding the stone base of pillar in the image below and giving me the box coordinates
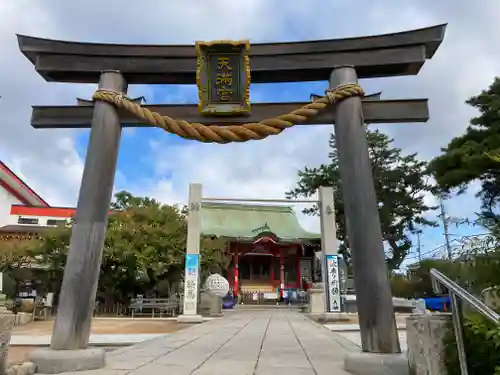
[308,284,325,314]
[316,312,351,323]
[199,291,223,317]
[208,295,223,317]
[5,361,36,375]
[344,352,409,375]
[0,313,14,374]
[406,313,451,375]
[28,348,105,374]
[177,314,204,324]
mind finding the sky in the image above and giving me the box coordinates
[1,0,499,268]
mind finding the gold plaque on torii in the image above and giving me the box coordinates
[195,40,251,116]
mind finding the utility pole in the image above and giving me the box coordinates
[417,231,422,262]
[439,195,453,261]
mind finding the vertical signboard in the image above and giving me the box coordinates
[183,254,200,315]
[325,254,342,312]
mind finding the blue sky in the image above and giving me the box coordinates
[1,0,498,269]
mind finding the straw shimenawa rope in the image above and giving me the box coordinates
[92,83,364,144]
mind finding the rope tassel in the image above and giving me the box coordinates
[92,84,364,144]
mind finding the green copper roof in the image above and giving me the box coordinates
[200,202,320,241]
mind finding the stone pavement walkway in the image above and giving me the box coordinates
[55,310,359,375]
[12,334,166,346]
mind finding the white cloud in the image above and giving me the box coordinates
[1,0,499,238]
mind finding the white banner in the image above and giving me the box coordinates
[263,292,277,300]
[325,255,341,312]
[183,254,200,314]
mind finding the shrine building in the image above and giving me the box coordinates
[200,202,320,296]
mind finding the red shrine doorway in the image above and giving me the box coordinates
[228,231,312,298]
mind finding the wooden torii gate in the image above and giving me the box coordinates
[17,23,445,367]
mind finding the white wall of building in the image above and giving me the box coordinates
[0,185,22,227]
[6,213,71,227]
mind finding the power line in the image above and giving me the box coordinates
[405,243,447,261]
[405,232,496,263]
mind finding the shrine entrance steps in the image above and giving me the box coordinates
[67,309,357,375]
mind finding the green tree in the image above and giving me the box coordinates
[101,195,188,302]
[287,129,437,270]
[0,237,41,296]
[33,228,71,302]
[36,191,229,304]
[429,77,500,212]
[390,273,414,298]
[447,212,500,294]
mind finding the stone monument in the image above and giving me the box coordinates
[201,274,229,317]
[204,274,230,298]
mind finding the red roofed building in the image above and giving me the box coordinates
[0,161,76,239]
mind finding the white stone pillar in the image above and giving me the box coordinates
[319,186,337,256]
[178,183,204,323]
[319,186,341,314]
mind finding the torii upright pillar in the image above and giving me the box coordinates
[330,65,400,354]
[29,70,126,374]
[51,71,126,351]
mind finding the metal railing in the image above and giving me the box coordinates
[238,290,310,305]
[430,268,500,375]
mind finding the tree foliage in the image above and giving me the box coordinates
[34,228,71,301]
[30,191,228,304]
[0,237,41,295]
[429,77,500,212]
[287,128,437,270]
[445,212,500,294]
[440,213,500,375]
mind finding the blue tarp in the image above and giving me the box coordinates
[423,296,450,311]
[222,295,236,309]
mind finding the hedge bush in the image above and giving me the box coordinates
[444,312,500,375]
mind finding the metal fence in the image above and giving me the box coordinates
[94,302,129,316]
[239,291,278,304]
[93,297,181,317]
[238,290,309,305]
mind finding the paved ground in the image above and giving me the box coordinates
[8,319,190,366]
[50,310,358,375]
